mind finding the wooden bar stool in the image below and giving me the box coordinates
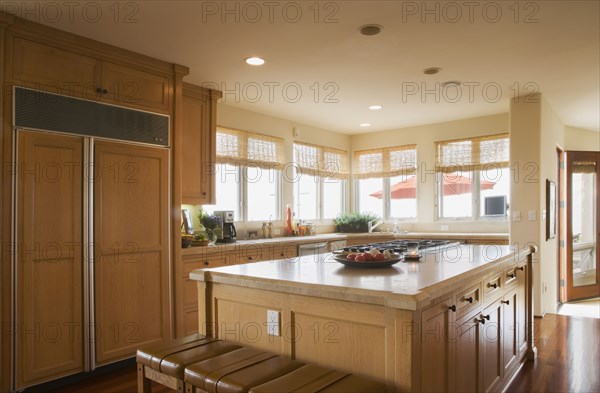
[184,347,304,393]
[136,334,241,393]
[248,364,387,393]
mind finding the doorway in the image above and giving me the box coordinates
[562,151,600,302]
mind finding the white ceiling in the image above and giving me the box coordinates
[9,0,600,134]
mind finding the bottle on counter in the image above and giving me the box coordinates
[261,222,268,239]
[286,204,293,236]
[267,221,273,238]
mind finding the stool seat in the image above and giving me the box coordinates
[184,347,304,393]
[137,334,241,379]
[248,364,387,393]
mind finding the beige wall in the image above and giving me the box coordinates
[350,113,510,233]
[510,94,566,316]
[509,95,542,315]
[565,126,600,151]
[539,98,565,315]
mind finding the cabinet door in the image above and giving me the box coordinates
[12,37,100,99]
[420,302,454,392]
[93,141,170,365]
[516,265,528,355]
[502,289,519,374]
[16,131,84,388]
[100,62,171,112]
[453,316,480,393]
[181,85,215,204]
[481,298,503,393]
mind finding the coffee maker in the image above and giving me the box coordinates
[214,210,237,243]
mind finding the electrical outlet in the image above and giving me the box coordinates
[440,225,449,231]
[528,210,536,221]
[512,211,521,222]
[267,310,280,336]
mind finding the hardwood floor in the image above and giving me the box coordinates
[507,314,600,393]
[42,314,598,393]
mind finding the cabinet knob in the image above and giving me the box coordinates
[203,261,209,266]
[478,317,486,324]
[202,192,207,196]
[96,87,108,94]
[448,305,457,312]
[502,300,510,305]
[488,282,498,289]
[508,273,516,278]
[483,314,490,320]
[248,256,253,260]
[464,296,474,304]
[518,266,525,271]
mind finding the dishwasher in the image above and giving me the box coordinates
[297,242,330,259]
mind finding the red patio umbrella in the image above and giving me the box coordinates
[369,174,495,199]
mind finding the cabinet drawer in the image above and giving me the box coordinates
[235,244,271,264]
[272,243,299,260]
[456,284,481,319]
[484,274,502,299]
[503,266,519,288]
[183,253,230,273]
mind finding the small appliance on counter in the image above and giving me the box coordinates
[214,210,237,243]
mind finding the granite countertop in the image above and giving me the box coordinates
[181,232,509,255]
[190,244,529,310]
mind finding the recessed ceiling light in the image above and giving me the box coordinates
[245,57,265,66]
[441,81,462,87]
[359,24,383,36]
[368,105,383,110]
[423,67,442,75]
[360,123,371,127]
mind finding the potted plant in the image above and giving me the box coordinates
[334,212,381,233]
[199,210,221,245]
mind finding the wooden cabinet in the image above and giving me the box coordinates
[419,263,528,393]
[181,83,221,205]
[15,131,84,388]
[93,141,170,365]
[10,36,172,113]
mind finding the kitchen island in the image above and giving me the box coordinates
[190,244,536,392]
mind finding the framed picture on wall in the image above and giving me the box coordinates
[546,179,556,240]
[182,209,194,235]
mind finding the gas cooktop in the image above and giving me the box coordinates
[340,239,455,254]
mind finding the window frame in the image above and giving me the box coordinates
[434,133,510,222]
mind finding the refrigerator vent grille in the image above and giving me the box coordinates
[14,87,169,146]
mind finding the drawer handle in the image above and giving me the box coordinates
[248,256,254,260]
[280,253,285,257]
[508,272,516,278]
[464,296,474,304]
[96,87,108,94]
[488,282,498,289]
[478,317,486,325]
[202,192,207,196]
[502,300,510,305]
[478,314,491,324]
[203,261,209,266]
[518,266,525,271]
[449,305,457,312]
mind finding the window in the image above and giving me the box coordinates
[203,127,284,222]
[435,134,509,220]
[293,142,348,221]
[353,145,417,220]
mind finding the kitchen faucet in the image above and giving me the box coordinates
[368,219,383,233]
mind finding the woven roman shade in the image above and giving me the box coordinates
[353,145,417,179]
[294,142,349,179]
[216,127,285,169]
[435,133,509,172]
[573,161,597,174]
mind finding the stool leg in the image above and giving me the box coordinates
[176,379,185,393]
[137,363,152,393]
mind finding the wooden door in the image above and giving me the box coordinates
[12,37,101,99]
[16,130,84,388]
[481,299,503,393]
[420,301,454,392]
[100,62,171,113]
[181,83,216,205]
[453,316,480,393]
[502,289,518,375]
[565,151,600,301]
[93,141,170,365]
